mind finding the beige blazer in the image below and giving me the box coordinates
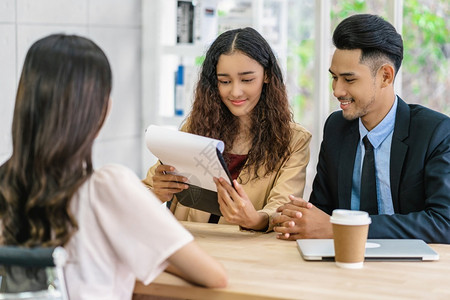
[143,122,311,231]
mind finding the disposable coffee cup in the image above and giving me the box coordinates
[330,209,371,269]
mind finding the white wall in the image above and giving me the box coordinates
[0,0,146,177]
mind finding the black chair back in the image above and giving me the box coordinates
[0,246,69,300]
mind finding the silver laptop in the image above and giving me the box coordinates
[296,239,439,261]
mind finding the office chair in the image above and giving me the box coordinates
[0,246,69,300]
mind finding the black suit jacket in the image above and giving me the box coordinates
[309,98,450,243]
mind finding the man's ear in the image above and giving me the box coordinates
[379,64,395,87]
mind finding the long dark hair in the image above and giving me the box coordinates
[187,27,292,180]
[0,34,112,247]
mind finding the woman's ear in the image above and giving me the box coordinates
[379,64,395,87]
[264,72,270,83]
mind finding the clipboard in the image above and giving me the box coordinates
[173,149,232,216]
[145,125,233,215]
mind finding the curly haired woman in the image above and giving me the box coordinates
[144,27,311,231]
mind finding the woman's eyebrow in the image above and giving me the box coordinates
[238,71,255,75]
[217,71,255,76]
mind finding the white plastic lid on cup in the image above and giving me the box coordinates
[330,209,372,226]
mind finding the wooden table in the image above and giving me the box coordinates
[134,222,450,299]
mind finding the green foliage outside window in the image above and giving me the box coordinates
[402,0,449,115]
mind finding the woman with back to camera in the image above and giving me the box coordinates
[143,27,311,231]
[0,34,226,300]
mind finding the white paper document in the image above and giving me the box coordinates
[145,125,232,192]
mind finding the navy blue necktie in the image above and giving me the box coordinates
[360,136,378,214]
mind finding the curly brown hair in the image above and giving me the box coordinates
[0,34,111,247]
[186,27,293,181]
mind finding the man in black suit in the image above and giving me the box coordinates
[273,14,450,243]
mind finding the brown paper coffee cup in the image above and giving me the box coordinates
[330,210,371,269]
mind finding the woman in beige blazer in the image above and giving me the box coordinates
[143,28,311,231]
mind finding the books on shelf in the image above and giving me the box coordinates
[177,0,218,45]
[177,1,194,43]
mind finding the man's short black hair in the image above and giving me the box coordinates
[333,14,403,76]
